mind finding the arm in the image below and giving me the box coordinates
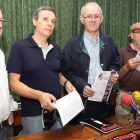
[9,73,56,111]
[59,72,76,93]
[118,58,140,80]
[62,40,94,97]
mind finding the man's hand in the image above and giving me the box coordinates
[8,112,14,125]
[110,70,119,85]
[126,58,140,70]
[38,93,56,111]
[65,81,76,93]
[83,85,94,97]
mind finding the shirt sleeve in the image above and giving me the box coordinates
[10,95,18,111]
[7,42,24,74]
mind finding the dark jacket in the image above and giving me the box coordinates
[62,32,120,95]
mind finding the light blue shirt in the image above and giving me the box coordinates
[83,31,102,87]
[38,44,53,60]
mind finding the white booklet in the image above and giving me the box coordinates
[135,50,140,72]
[88,71,116,102]
[53,91,84,126]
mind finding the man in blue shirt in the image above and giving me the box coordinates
[62,2,120,124]
[7,6,75,135]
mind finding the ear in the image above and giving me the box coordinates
[100,15,104,23]
[80,16,84,24]
[130,33,134,39]
[32,18,37,27]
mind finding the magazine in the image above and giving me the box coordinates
[111,129,140,140]
[80,118,122,134]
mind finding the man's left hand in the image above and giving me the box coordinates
[65,81,76,93]
[110,70,119,85]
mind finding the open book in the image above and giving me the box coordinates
[80,118,122,134]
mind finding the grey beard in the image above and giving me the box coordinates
[133,40,140,48]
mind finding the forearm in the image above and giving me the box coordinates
[118,64,130,80]
[10,79,44,101]
[59,72,67,87]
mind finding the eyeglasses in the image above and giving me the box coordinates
[0,19,6,26]
[82,15,101,21]
[133,31,140,34]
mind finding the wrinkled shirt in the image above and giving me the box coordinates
[0,49,17,123]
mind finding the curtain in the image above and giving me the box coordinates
[0,0,139,101]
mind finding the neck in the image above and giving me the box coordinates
[85,30,99,42]
[131,42,140,52]
[32,33,48,50]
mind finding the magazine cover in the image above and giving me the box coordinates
[111,129,140,140]
[80,118,122,134]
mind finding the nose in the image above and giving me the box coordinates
[47,20,52,26]
[0,21,2,27]
[91,17,96,22]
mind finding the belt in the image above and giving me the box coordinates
[120,89,134,95]
[0,119,8,128]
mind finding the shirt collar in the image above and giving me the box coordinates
[84,31,99,44]
[27,34,52,47]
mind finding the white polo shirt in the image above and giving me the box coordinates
[0,49,17,123]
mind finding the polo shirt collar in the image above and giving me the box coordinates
[27,34,52,47]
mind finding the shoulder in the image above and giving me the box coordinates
[66,34,82,44]
[100,32,114,42]
[119,44,128,54]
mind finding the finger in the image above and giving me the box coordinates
[49,94,56,103]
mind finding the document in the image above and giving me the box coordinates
[53,91,84,126]
[88,71,116,102]
[135,50,140,72]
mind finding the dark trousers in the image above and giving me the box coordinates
[0,123,13,140]
[70,100,111,125]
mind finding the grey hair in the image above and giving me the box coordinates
[81,2,102,16]
[33,6,56,20]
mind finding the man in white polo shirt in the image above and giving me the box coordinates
[0,9,17,139]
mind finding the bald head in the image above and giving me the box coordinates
[81,2,102,16]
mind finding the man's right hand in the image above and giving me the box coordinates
[83,85,95,98]
[39,93,56,111]
[126,58,140,70]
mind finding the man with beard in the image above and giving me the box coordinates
[62,2,120,124]
[115,22,140,116]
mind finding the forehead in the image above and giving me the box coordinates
[84,5,100,15]
[38,10,56,19]
[134,29,140,31]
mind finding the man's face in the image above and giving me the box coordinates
[131,29,140,47]
[0,10,3,37]
[80,4,103,35]
[33,10,56,38]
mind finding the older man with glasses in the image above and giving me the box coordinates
[115,22,140,117]
[0,9,17,139]
[62,2,120,124]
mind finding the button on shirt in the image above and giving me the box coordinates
[0,49,17,123]
[84,32,102,86]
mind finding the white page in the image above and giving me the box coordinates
[88,71,114,102]
[135,50,140,72]
[53,91,84,126]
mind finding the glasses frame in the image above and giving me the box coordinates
[133,30,140,34]
[82,15,102,21]
[0,19,6,26]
